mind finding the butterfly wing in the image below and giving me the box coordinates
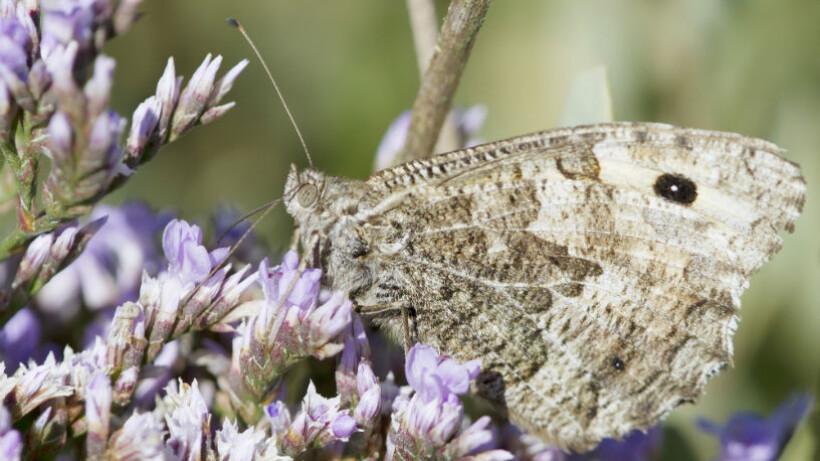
[357,122,805,450]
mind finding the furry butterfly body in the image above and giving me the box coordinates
[283,121,805,451]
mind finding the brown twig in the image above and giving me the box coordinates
[396,0,491,165]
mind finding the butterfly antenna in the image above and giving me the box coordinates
[227,17,314,168]
[181,198,282,308]
[216,197,283,245]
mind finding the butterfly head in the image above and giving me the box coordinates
[284,164,328,224]
[284,164,368,235]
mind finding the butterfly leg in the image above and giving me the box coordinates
[356,301,413,355]
[401,303,411,356]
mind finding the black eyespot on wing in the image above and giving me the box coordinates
[611,356,625,372]
[653,173,697,205]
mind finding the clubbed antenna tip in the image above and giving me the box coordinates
[226,17,240,29]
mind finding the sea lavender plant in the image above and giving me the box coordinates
[386,343,512,461]
[0,0,247,326]
[228,251,352,421]
[35,202,171,316]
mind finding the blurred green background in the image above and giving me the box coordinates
[102,1,819,459]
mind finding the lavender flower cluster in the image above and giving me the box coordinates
[0,0,812,460]
[0,0,247,324]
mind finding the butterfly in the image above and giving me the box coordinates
[281,121,805,451]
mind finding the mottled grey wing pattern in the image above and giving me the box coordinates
[358,122,805,450]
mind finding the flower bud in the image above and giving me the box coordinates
[112,366,138,404]
[125,95,160,161]
[84,55,114,119]
[85,373,112,459]
[46,111,74,166]
[13,233,53,287]
[154,57,179,140]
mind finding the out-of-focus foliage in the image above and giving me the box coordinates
[99,1,818,459]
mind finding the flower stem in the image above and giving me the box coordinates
[397,0,492,164]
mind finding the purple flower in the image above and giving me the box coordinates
[0,405,21,461]
[405,343,480,403]
[85,109,123,170]
[139,219,254,361]
[40,0,94,56]
[85,373,112,459]
[353,362,381,426]
[84,54,114,118]
[36,202,170,313]
[271,381,358,455]
[168,54,247,141]
[265,401,291,438]
[388,344,510,460]
[215,419,271,461]
[108,411,167,461]
[162,219,215,287]
[0,14,32,79]
[335,314,371,406]
[0,308,42,373]
[0,12,35,110]
[569,426,661,461]
[374,105,487,172]
[698,394,812,461]
[162,379,211,461]
[237,252,350,396]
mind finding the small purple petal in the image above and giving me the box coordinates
[579,426,662,461]
[162,220,211,285]
[41,2,93,48]
[265,401,291,437]
[457,104,488,137]
[405,344,479,403]
[199,101,235,125]
[86,109,123,166]
[436,358,472,395]
[331,414,357,439]
[698,394,812,461]
[208,58,248,106]
[0,307,41,372]
[374,110,411,172]
[0,430,21,461]
[84,55,115,117]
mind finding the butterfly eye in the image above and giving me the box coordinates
[653,173,697,205]
[297,184,320,207]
